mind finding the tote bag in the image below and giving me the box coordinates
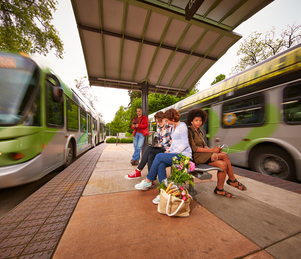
[157,189,190,217]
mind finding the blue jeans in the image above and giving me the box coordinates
[146,153,181,183]
[132,133,145,161]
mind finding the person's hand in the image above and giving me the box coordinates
[212,146,222,153]
[165,150,170,153]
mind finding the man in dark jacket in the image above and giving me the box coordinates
[131,108,149,165]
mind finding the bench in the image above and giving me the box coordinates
[188,164,223,196]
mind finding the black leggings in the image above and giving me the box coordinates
[137,146,166,171]
[204,156,212,164]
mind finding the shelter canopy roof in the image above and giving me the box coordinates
[71,0,273,97]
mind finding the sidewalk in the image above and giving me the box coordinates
[53,144,301,259]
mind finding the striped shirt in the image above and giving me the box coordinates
[157,123,172,150]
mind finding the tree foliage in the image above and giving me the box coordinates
[0,0,63,57]
[231,23,301,74]
[211,74,226,85]
[109,86,199,134]
[110,106,131,135]
[74,77,102,117]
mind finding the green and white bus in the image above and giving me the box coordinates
[149,43,301,181]
[0,51,106,189]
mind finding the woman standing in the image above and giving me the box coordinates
[187,108,247,198]
[125,111,172,180]
[134,108,192,204]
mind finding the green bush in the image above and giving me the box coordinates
[121,137,133,143]
[125,132,133,137]
[106,137,121,143]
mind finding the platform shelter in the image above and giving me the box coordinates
[70,0,273,115]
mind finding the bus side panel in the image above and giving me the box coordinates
[210,105,245,165]
[43,129,65,172]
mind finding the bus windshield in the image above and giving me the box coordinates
[0,53,38,125]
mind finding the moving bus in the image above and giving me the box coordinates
[0,51,106,189]
[149,43,301,181]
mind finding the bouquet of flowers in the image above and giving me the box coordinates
[158,154,195,201]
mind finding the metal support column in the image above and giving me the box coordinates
[141,83,149,155]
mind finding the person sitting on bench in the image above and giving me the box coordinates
[186,108,247,198]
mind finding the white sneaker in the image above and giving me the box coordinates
[134,179,152,190]
[150,181,156,188]
[152,194,160,205]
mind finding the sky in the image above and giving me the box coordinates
[44,0,301,123]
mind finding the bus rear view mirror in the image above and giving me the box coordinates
[46,74,63,103]
[52,86,63,103]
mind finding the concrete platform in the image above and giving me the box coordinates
[52,144,301,259]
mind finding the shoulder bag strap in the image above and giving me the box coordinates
[166,193,185,217]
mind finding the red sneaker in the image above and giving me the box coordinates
[125,169,141,179]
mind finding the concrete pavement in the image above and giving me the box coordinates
[53,144,301,259]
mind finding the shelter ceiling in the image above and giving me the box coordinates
[71,0,273,97]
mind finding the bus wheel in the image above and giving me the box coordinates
[64,142,74,168]
[250,146,295,181]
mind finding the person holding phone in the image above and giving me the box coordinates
[130,107,149,165]
[187,108,247,198]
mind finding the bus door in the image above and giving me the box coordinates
[43,79,65,171]
[88,114,92,146]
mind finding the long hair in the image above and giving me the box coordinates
[164,108,181,122]
[186,108,208,126]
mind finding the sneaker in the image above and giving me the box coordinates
[135,179,152,190]
[152,194,160,205]
[125,169,141,179]
[131,160,139,166]
[149,181,156,188]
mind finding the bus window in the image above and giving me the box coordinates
[67,99,79,130]
[180,113,187,122]
[47,82,63,127]
[80,109,87,132]
[24,90,41,126]
[222,94,265,127]
[283,82,301,124]
[0,56,38,125]
[93,119,97,130]
[88,115,91,132]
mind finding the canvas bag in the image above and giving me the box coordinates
[157,189,191,217]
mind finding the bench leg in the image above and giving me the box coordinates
[188,177,198,196]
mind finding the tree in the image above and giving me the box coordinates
[231,23,301,74]
[74,77,102,117]
[124,86,199,133]
[110,106,131,143]
[211,74,226,85]
[0,0,63,57]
